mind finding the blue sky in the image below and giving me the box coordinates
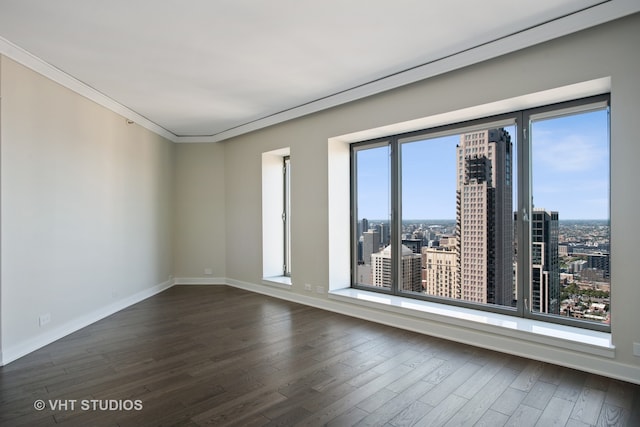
[356,109,609,221]
[530,110,609,220]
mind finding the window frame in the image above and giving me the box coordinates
[350,94,610,332]
[520,95,610,331]
[261,147,292,286]
[283,155,292,277]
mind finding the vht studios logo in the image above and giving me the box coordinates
[34,399,143,411]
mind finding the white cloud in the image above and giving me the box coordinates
[534,134,607,172]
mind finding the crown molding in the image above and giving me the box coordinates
[0,36,179,142]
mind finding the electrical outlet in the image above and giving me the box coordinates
[315,286,324,294]
[38,313,51,327]
[633,342,640,357]
[204,268,213,275]
[304,283,312,291]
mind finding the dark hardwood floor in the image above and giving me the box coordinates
[1,285,638,426]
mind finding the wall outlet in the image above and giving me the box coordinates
[633,342,640,357]
[315,286,324,294]
[38,313,51,327]
[304,283,312,291]
[204,268,213,275]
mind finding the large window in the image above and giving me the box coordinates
[351,95,610,331]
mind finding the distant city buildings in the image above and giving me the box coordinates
[353,130,609,323]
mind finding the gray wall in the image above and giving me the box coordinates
[1,56,175,361]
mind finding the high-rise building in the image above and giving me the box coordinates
[455,128,513,305]
[372,245,422,292]
[360,218,369,239]
[362,229,380,266]
[378,222,388,246]
[531,209,560,314]
[422,247,458,298]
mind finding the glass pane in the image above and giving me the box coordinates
[400,126,517,308]
[530,109,610,324]
[354,144,391,288]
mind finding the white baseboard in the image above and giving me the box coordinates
[1,279,174,366]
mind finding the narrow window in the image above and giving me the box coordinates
[283,156,292,276]
[262,147,291,283]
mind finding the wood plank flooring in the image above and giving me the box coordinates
[1,285,638,426]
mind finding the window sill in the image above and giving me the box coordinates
[328,288,614,358]
[262,276,292,288]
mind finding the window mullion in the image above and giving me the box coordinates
[391,138,402,295]
[350,148,358,286]
[516,111,530,317]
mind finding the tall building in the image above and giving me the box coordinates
[362,229,380,266]
[456,128,513,305]
[531,209,560,314]
[378,222,389,246]
[423,247,458,298]
[372,245,422,292]
[359,218,369,239]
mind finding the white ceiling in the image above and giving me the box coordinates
[0,0,638,142]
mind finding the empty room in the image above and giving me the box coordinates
[1,1,640,426]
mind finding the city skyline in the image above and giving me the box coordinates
[354,112,610,323]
